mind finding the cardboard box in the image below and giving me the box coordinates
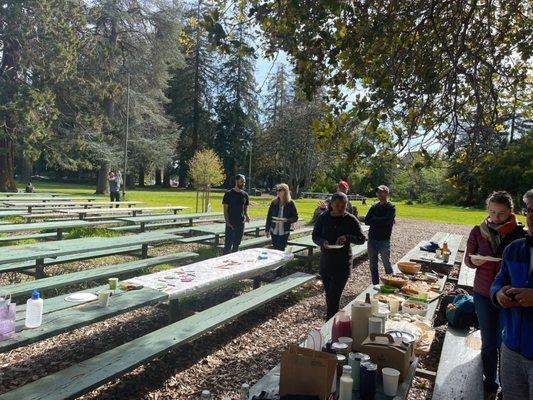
[360,333,414,380]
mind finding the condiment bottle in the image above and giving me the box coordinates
[442,241,449,254]
[24,289,43,328]
[365,293,371,304]
[240,383,250,400]
[360,362,377,400]
[338,365,353,400]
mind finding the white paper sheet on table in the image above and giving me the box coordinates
[125,248,293,299]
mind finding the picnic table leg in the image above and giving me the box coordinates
[168,299,181,323]
[307,248,314,272]
[56,228,63,240]
[253,277,261,289]
[141,244,148,259]
[28,206,32,213]
[173,209,178,215]
[214,234,220,247]
[35,258,46,279]
[140,222,146,232]
[133,210,137,217]
[255,227,260,237]
[83,204,89,209]
[189,218,193,226]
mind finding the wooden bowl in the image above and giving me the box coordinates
[397,261,422,275]
[380,274,409,288]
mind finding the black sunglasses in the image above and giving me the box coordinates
[522,207,533,217]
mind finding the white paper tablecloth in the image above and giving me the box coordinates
[125,248,293,300]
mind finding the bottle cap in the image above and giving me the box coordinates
[32,289,40,300]
[241,383,250,389]
[343,365,352,373]
[201,390,210,397]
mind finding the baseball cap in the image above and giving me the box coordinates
[376,185,389,193]
[338,180,349,192]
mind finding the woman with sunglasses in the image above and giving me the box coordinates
[265,183,299,251]
[465,191,526,399]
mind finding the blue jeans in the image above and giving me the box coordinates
[368,239,392,284]
[474,292,502,392]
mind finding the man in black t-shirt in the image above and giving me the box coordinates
[222,174,250,254]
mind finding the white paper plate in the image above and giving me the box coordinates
[326,245,344,249]
[470,254,501,262]
[272,217,287,222]
[65,292,98,303]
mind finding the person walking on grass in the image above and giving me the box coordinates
[222,174,250,255]
[491,189,533,400]
[365,185,395,285]
[465,191,526,400]
[108,171,121,207]
[313,192,366,320]
[265,183,299,251]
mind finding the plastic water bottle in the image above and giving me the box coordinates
[240,383,250,400]
[24,289,43,329]
[200,390,211,400]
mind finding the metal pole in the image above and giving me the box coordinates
[123,73,130,198]
[248,143,252,190]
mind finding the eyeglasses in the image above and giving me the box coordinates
[277,188,286,192]
[523,207,533,217]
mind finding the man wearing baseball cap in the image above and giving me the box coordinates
[312,180,357,222]
[365,185,396,284]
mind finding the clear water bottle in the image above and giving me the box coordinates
[25,289,43,328]
[240,383,250,400]
[200,390,211,399]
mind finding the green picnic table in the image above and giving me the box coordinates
[0,196,96,202]
[188,220,265,246]
[251,249,448,399]
[0,219,119,239]
[116,212,224,231]
[2,200,141,213]
[58,205,188,219]
[406,232,463,269]
[0,231,181,278]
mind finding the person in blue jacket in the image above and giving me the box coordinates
[490,188,533,400]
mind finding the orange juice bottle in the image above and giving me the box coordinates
[442,241,449,254]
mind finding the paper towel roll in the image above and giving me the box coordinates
[351,301,373,351]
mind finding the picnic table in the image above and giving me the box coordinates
[188,220,265,246]
[0,192,63,197]
[2,200,141,213]
[58,205,189,219]
[116,212,224,231]
[251,273,447,399]
[0,219,119,238]
[0,231,182,278]
[125,248,293,320]
[407,232,463,269]
[0,196,96,202]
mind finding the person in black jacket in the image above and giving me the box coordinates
[265,183,299,251]
[313,192,367,320]
[365,185,396,284]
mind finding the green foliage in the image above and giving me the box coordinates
[188,149,225,189]
[66,227,121,239]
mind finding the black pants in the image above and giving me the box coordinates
[110,191,120,206]
[271,233,289,251]
[223,224,244,255]
[320,265,350,321]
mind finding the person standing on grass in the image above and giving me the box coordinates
[491,189,533,400]
[265,183,299,251]
[222,174,250,255]
[313,192,366,320]
[465,191,526,399]
[365,185,395,285]
[108,171,121,206]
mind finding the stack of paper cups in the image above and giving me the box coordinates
[351,302,373,350]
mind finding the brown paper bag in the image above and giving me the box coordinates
[279,344,337,400]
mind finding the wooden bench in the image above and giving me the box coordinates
[0,232,58,243]
[215,227,314,251]
[4,252,198,300]
[0,272,315,400]
[432,328,483,400]
[177,234,217,244]
[457,257,475,289]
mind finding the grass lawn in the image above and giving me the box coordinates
[13,181,521,227]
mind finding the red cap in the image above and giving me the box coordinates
[338,181,349,192]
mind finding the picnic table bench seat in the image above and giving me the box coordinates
[0,272,315,400]
[432,328,483,400]
[214,226,314,251]
[0,232,58,243]
[4,252,198,300]
[457,256,475,289]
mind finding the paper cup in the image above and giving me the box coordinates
[389,298,400,314]
[98,290,111,308]
[338,336,353,350]
[382,367,400,396]
[108,278,118,291]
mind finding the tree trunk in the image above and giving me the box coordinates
[95,163,110,194]
[0,138,17,192]
[178,159,188,187]
[466,179,475,205]
[163,166,172,188]
[138,166,145,187]
[21,156,33,183]
[155,168,162,186]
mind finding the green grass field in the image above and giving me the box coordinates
[13,181,520,226]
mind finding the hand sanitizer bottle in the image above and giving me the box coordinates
[25,289,43,328]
